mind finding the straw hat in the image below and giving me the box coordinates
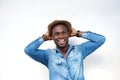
[48,20,72,37]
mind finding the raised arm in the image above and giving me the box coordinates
[24,32,51,66]
[70,28,106,59]
[24,37,48,65]
[79,31,106,59]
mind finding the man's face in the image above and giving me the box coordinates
[51,24,70,49]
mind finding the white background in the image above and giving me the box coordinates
[0,0,120,80]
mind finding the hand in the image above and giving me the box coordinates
[42,31,52,41]
[70,28,77,37]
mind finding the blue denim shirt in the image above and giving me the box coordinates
[24,31,105,80]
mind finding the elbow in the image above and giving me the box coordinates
[24,47,28,54]
[24,47,30,55]
[99,36,106,45]
[102,36,106,43]
[24,47,36,57]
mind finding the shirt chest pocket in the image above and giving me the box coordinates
[49,57,62,66]
[68,55,81,64]
[49,58,69,70]
[53,59,62,65]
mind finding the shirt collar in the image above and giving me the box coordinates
[55,44,74,57]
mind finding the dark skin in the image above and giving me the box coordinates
[42,24,82,58]
[52,24,70,58]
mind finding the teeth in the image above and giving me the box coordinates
[59,39,64,42]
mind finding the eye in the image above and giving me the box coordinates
[52,31,68,37]
[62,31,67,35]
[53,32,60,36]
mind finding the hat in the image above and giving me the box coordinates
[48,20,72,37]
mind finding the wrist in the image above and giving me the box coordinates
[42,34,52,41]
[76,30,82,37]
[42,34,48,41]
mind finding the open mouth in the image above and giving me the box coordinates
[58,39,65,42]
[58,39,65,44]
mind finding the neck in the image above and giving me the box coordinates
[57,45,69,58]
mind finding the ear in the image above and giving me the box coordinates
[51,36,54,40]
[48,36,52,40]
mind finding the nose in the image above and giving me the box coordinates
[58,33,64,38]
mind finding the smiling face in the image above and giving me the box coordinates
[51,24,70,49]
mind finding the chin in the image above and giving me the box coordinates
[58,44,68,48]
[59,45,66,48]
[55,41,69,49]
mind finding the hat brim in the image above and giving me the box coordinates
[48,20,72,37]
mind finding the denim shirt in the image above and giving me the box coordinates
[24,31,105,80]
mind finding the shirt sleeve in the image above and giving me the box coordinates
[80,31,106,59]
[24,37,48,66]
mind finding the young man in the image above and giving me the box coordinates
[24,20,106,80]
